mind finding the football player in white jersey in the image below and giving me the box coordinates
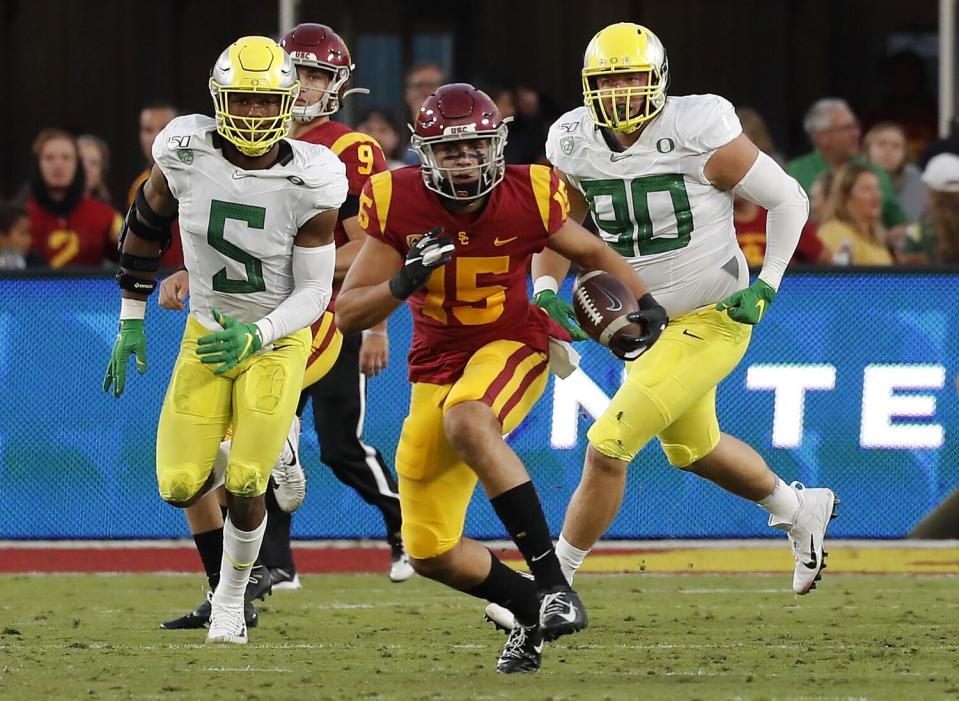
[103,36,347,644]
[535,23,838,598]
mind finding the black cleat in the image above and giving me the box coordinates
[496,623,543,674]
[160,591,258,630]
[269,566,302,590]
[246,564,273,602]
[538,586,588,642]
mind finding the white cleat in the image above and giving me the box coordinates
[389,549,415,583]
[206,601,248,644]
[272,416,306,513]
[484,602,516,632]
[771,482,840,595]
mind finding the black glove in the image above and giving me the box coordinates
[389,226,456,300]
[608,293,669,361]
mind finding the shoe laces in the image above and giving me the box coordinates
[501,624,533,659]
[541,591,571,617]
[211,604,245,634]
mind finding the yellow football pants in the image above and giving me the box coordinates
[156,316,310,502]
[588,306,752,466]
[397,340,549,559]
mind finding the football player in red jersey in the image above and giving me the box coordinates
[336,83,667,673]
[157,23,411,632]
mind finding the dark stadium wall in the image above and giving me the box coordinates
[2,0,941,201]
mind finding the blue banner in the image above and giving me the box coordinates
[0,272,956,539]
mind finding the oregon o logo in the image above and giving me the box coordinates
[656,137,675,153]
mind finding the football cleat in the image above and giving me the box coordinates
[246,564,273,602]
[206,601,248,644]
[269,567,303,591]
[161,591,258,630]
[496,623,543,674]
[389,541,415,583]
[484,603,516,632]
[770,482,839,595]
[272,416,306,513]
[538,586,588,642]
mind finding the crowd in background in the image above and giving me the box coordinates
[3,59,959,272]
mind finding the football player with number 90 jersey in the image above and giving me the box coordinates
[538,22,839,600]
[103,35,347,645]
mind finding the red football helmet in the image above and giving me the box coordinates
[278,23,368,120]
[410,83,510,201]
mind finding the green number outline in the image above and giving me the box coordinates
[207,200,266,294]
[581,175,694,256]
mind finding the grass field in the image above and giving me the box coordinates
[2,572,957,700]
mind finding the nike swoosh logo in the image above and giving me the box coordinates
[232,171,257,180]
[239,333,255,359]
[533,643,543,653]
[530,550,552,563]
[755,298,767,321]
[554,609,578,623]
[598,289,622,312]
[682,329,704,340]
[802,534,818,570]
[494,236,517,246]
[609,152,633,162]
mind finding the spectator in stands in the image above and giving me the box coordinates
[736,107,786,166]
[901,153,959,264]
[355,108,405,169]
[918,113,959,170]
[505,85,553,165]
[863,122,926,222]
[734,194,830,267]
[127,102,178,206]
[0,201,42,270]
[818,162,894,265]
[789,98,907,230]
[78,134,112,205]
[26,129,122,268]
[128,102,183,268]
[401,63,445,164]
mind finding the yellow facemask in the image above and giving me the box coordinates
[209,36,300,157]
[581,23,669,134]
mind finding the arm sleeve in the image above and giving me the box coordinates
[732,151,809,291]
[254,243,336,345]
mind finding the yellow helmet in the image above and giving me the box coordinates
[209,36,300,157]
[582,23,669,133]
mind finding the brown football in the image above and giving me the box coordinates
[572,270,643,346]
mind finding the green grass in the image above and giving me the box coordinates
[1,573,957,700]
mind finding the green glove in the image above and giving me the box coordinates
[196,309,262,375]
[716,278,777,325]
[103,319,148,398]
[533,289,589,342]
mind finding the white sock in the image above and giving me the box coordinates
[757,478,801,525]
[213,513,267,607]
[556,534,590,585]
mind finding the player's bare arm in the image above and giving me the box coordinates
[334,236,407,334]
[546,219,650,301]
[336,227,455,335]
[331,211,365,282]
[103,163,178,397]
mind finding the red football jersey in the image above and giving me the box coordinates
[296,120,388,247]
[360,164,570,384]
[27,196,122,268]
[734,203,826,266]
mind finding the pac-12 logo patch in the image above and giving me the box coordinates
[560,136,574,155]
[176,149,193,165]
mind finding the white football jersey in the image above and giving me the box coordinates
[546,94,748,319]
[153,114,347,329]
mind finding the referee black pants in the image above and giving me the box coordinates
[260,332,403,570]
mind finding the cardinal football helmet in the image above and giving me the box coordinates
[582,23,669,133]
[410,83,509,201]
[209,36,299,157]
[279,23,368,121]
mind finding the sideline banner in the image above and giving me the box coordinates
[0,272,956,539]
